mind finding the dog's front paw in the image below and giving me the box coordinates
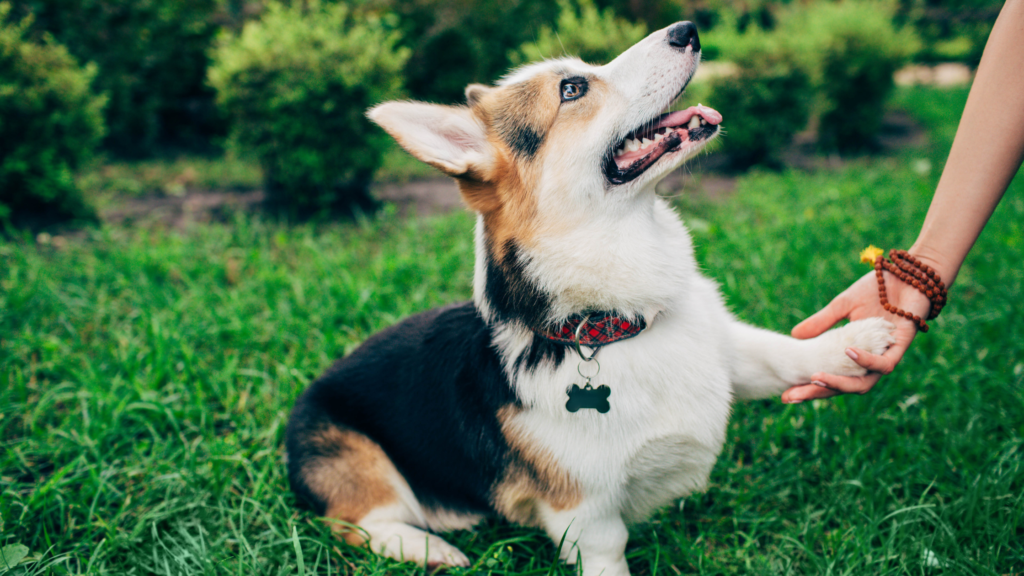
[813,318,896,377]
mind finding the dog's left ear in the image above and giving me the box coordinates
[368,101,493,179]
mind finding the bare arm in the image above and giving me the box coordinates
[783,0,1024,403]
[911,0,1024,285]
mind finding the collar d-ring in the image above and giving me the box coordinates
[573,314,597,362]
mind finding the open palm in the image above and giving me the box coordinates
[781,270,932,403]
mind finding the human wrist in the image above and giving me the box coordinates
[907,243,960,287]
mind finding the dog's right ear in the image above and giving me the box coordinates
[368,102,493,179]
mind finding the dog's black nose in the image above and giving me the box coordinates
[666,22,700,52]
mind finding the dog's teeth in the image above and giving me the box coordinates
[641,137,653,147]
[626,139,640,152]
[700,118,707,126]
[688,116,701,130]
[654,132,664,142]
[615,147,625,156]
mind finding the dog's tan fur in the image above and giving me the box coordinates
[438,69,612,259]
[299,424,399,544]
[492,405,583,525]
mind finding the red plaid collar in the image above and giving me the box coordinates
[534,311,647,349]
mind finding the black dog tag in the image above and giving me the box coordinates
[566,383,610,413]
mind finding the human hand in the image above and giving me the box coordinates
[781,269,931,403]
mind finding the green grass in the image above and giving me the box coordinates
[2,86,1022,575]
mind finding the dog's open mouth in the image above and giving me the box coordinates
[604,104,722,185]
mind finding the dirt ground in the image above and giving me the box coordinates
[99,109,928,228]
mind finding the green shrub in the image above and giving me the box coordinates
[12,0,222,155]
[781,1,918,151]
[510,0,647,66]
[0,3,104,228]
[707,30,812,168]
[209,1,409,216]
[393,0,558,103]
[897,0,1000,66]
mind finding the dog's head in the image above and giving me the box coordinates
[370,21,719,248]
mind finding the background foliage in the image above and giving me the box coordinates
[706,30,812,167]
[895,0,1002,65]
[208,1,408,216]
[0,0,1004,224]
[10,0,222,156]
[781,1,918,151]
[510,0,648,67]
[381,0,557,103]
[0,2,104,229]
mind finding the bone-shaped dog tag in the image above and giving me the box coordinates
[566,383,611,413]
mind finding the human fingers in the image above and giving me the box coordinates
[781,382,841,404]
[806,370,884,395]
[791,298,848,340]
[844,345,901,375]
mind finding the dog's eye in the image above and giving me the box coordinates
[560,78,588,102]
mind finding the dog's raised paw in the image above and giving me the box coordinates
[815,317,896,377]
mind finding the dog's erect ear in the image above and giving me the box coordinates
[464,84,494,107]
[368,102,493,179]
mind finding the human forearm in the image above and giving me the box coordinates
[910,0,1024,285]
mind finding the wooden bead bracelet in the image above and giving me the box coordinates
[865,248,948,332]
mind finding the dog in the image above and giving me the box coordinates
[285,21,894,576]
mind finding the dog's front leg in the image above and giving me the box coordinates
[537,502,630,576]
[727,317,895,400]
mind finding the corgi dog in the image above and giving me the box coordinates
[285,21,894,576]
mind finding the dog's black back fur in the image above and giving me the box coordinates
[286,302,518,515]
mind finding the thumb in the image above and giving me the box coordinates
[791,299,847,339]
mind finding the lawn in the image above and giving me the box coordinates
[1,86,1022,575]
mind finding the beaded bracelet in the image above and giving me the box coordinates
[861,247,948,332]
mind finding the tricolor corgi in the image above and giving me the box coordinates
[286,21,894,576]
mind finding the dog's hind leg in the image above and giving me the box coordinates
[352,504,471,568]
[287,422,470,568]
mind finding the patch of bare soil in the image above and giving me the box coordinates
[102,189,266,227]
[373,178,463,216]
[98,111,927,227]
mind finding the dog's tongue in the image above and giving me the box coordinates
[657,104,723,129]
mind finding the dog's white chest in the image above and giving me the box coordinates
[508,309,733,518]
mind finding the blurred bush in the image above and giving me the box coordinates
[707,30,812,168]
[0,3,104,228]
[510,0,647,66]
[209,1,408,217]
[387,0,558,103]
[896,0,1000,66]
[705,1,917,162]
[782,1,918,151]
[11,0,222,156]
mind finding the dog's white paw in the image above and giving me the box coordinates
[813,318,896,377]
[422,536,471,569]
[370,524,470,569]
